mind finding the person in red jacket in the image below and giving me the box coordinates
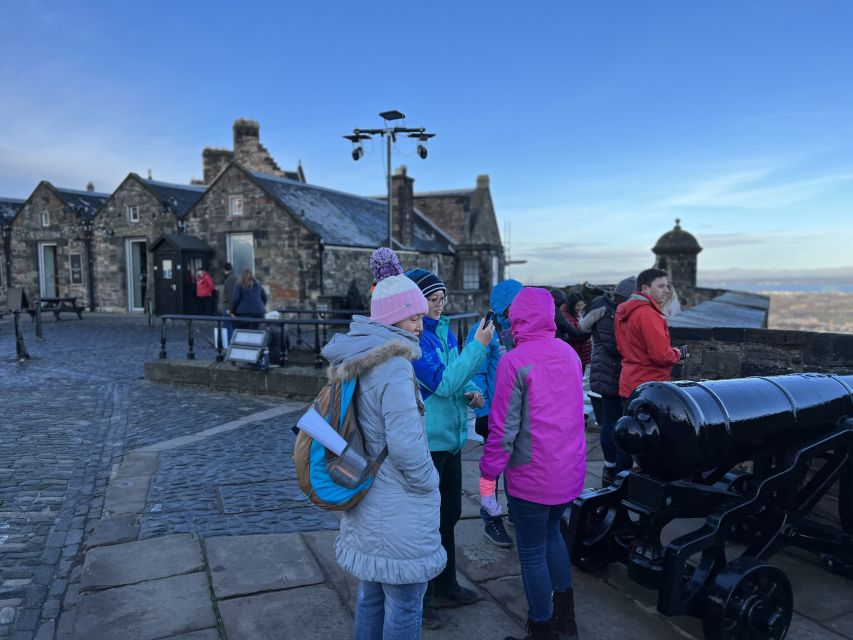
[615,268,688,401]
[196,269,215,315]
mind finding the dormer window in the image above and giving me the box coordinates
[127,206,140,223]
[229,195,243,216]
[41,211,50,227]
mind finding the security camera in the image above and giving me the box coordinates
[352,146,364,161]
[417,144,428,159]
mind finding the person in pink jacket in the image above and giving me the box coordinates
[479,287,586,640]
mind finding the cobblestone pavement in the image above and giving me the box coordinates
[0,314,287,639]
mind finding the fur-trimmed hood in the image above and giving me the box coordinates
[322,315,421,382]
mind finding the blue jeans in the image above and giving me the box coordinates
[508,494,572,623]
[599,395,632,472]
[355,580,427,640]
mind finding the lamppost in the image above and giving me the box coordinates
[343,110,436,248]
[80,218,96,311]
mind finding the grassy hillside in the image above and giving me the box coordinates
[766,292,853,334]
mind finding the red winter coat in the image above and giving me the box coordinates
[614,293,681,398]
[196,272,215,298]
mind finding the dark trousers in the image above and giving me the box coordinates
[427,450,462,599]
[600,395,632,472]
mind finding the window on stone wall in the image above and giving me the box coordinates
[227,233,254,276]
[491,255,499,287]
[127,206,139,223]
[431,256,439,277]
[229,195,244,216]
[41,211,50,227]
[462,259,479,290]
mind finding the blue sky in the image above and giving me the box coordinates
[2,1,852,286]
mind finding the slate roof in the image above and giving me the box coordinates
[150,233,215,253]
[0,197,25,223]
[412,188,476,198]
[144,179,206,217]
[249,171,454,253]
[54,187,110,219]
[668,291,769,329]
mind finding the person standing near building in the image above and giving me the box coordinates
[196,269,215,315]
[230,269,267,327]
[587,276,635,485]
[464,278,524,548]
[615,268,688,403]
[221,262,238,314]
[405,267,492,630]
[480,287,586,640]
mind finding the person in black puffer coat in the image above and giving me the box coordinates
[587,276,635,485]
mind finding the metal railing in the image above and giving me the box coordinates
[156,310,483,369]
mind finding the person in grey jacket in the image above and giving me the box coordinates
[321,247,446,639]
[221,262,238,313]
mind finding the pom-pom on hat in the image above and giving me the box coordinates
[369,247,428,326]
[405,268,446,299]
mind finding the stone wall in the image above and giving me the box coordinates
[10,184,90,305]
[184,165,321,309]
[670,326,853,380]
[91,177,182,312]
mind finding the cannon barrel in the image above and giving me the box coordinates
[614,373,853,480]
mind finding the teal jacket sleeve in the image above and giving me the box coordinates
[431,340,487,399]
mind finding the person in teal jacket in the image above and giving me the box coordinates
[406,267,493,630]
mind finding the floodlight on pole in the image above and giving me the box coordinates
[342,111,436,248]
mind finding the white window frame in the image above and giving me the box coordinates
[491,255,500,287]
[430,256,439,278]
[127,205,140,223]
[41,211,50,227]
[228,195,244,216]
[462,258,479,290]
[226,232,255,275]
[38,242,59,298]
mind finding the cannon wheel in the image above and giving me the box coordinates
[701,557,793,640]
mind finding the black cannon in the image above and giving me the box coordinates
[563,373,853,640]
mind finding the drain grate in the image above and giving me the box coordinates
[217,478,311,515]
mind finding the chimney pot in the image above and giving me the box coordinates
[476,174,489,189]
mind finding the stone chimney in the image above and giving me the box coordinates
[391,165,415,248]
[86,181,95,192]
[476,174,490,190]
[231,118,285,177]
[233,118,261,150]
[202,147,234,184]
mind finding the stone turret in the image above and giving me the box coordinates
[653,218,702,300]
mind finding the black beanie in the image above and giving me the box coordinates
[405,268,446,298]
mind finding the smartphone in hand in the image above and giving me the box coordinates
[483,310,494,329]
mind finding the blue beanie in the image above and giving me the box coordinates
[405,268,446,298]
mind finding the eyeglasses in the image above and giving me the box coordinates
[427,295,448,307]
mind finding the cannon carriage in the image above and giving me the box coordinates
[563,373,853,639]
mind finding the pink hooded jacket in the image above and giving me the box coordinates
[479,287,586,505]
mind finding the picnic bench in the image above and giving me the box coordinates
[27,297,85,320]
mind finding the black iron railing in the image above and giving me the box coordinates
[157,310,483,369]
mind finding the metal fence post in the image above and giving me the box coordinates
[13,311,30,360]
[159,318,168,359]
[215,320,224,362]
[186,319,195,360]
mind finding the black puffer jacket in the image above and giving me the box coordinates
[588,294,621,396]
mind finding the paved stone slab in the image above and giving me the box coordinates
[422,599,525,639]
[84,514,140,549]
[454,517,521,582]
[300,530,358,612]
[72,572,215,640]
[103,475,151,515]
[205,533,323,599]
[827,613,853,638]
[113,452,160,480]
[788,613,848,639]
[161,630,220,640]
[218,584,351,640]
[81,534,204,591]
[771,553,853,622]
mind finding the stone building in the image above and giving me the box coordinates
[1,197,25,309]
[9,182,108,309]
[653,218,702,306]
[91,174,205,311]
[183,162,456,311]
[195,118,305,186]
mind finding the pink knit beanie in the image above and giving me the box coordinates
[369,247,428,325]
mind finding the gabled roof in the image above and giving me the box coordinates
[0,197,25,223]
[150,233,214,253]
[668,291,769,329]
[143,178,206,217]
[53,186,110,219]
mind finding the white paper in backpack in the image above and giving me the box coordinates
[297,407,347,455]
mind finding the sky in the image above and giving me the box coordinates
[2,1,852,287]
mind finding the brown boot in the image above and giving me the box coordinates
[504,618,556,640]
[552,588,578,639]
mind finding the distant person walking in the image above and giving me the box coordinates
[615,268,688,402]
[322,247,445,639]
[480,287,586,640]
[587,276,635,485]
[195,269,215,315]
[230,269,267,327]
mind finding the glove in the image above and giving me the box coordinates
[579,306,606,332]
[479,477,501,517]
